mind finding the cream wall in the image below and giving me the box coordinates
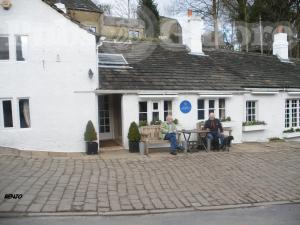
[68,10,101,34]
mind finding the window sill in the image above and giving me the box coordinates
[242,124,267,132]
[282,132,300,139]
[0,127,32,131]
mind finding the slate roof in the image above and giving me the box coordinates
[46,0,102,13]
[98,42,300,91]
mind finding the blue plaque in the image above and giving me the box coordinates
[180,100,192,113]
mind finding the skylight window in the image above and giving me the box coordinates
[98,53,128,68]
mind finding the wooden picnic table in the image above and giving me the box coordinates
[178,129,209,153]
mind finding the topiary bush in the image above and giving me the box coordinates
[127,122,141,142]
[84,120,97,142]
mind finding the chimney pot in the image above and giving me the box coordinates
[187,14,204,55]
[276,25,284,33]
[273,28,289,61]
[188,9,192,17]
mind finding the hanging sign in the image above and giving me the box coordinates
[180,100,192,113]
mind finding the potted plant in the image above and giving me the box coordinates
[242,121,267,132]
[221,117,233,128]
[282,128,300,139]
[128,122,141,152]
[84,120,98,155]
[150,120,162,125]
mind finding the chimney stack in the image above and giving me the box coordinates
[273,26,289,61]
[187,9,204,55]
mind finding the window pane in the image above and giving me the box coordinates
[0,36,9,60]
[164,112,168,121]
[152,112,159,122]
[139,113,147,122]
[153,102,158,110]
[219,99,225,109]
[219,109,225,120]
[16,35,28,61]
[164,101,172,121]
[19,99,31,128]
[105,126,110,132]
[2,100,13,127]
[198,110,204,120]
[139,102,147,112]
[197,99,204,109]
[209,100,215,108]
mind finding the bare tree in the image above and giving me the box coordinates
[94,0,138,18]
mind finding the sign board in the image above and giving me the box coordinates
[180,100,192,113]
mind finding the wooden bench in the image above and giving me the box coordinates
[196,121,232,150]
[140,125,181,155]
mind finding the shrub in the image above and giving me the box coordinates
[139,120,148,127]
[283,128,295,133]
[150,120,162,125]
[84,120,97,142]
[127,122,141,142]
[269,137,283,142]
[242,121,266,126]
[173,118,179,125]
[221,116,231,122]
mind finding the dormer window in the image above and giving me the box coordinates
[98,53,129,68]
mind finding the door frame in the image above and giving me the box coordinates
[98,95,114,140]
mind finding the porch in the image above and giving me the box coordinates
[98,94,123,149]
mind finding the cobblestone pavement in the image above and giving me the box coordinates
[0,143,300,214]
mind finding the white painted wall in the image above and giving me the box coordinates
[121,94,139,148]
[0,0,98,152]
[121,92,300,149]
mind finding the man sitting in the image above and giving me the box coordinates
[160,115,181,155]
[204,112,224,151]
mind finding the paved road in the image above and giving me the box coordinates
[1,203,300,225]
[0,142,300,214]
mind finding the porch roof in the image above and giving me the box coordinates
[98,41,300,91]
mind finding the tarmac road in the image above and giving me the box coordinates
[0,203,299,225]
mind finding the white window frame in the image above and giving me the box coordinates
[285,99,300,129]
[151,101,160,122]
[246,100,257,122]
[0,35,10,62]
[197,99,226,121]
[139,100,172,124]
[138,101,148,123]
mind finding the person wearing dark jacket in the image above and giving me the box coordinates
[204,112,224,150]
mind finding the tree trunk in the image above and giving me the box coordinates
[212,0,219,49]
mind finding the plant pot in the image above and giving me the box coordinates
[86,141,98,155]
[242,124,267,132]
[129,141,140,153]
[139,142,145,155]
[282,132,300,139]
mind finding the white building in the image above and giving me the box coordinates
[0,0,98,152]
[1,1,300,153]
